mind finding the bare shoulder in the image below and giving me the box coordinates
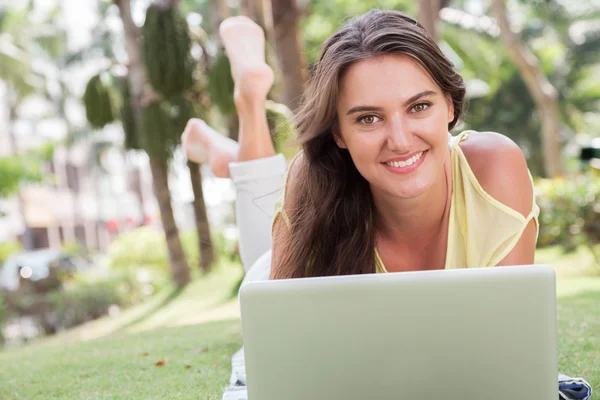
[459,131,534,216]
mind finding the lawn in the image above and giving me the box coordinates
[0,248,598,399]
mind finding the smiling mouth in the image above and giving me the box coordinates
[382,151,425,168]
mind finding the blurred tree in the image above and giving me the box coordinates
[0,155,42,198]
[113,0,190,287]
[301,0,416,63]
[141,1,216,271]
[441,0,600,176]
[419,0,451,41]
[491,0,562,177]
[270,0,308,111]
[0,5,47,249]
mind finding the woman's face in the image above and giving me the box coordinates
[335,54,454,200]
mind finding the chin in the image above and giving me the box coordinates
[390,183,430,199]
[369,178,431,200]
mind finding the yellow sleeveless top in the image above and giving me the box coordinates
[273,130,540,273]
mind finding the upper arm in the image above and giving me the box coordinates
[271,152,305,279]
[460,132,537,265]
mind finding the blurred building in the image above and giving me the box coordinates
[0,132,156,252]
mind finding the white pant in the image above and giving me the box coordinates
[229,154,287,285]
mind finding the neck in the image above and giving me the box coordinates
[372,157,451,245]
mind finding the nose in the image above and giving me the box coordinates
[387,114,412,153]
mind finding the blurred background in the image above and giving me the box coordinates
[0,0,599,347]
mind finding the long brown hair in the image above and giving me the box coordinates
[272,9,466,279]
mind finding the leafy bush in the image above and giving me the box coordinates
[181,229,237,265]
[61,241,82,257]
[5,270,151,336]
[213,229,240,262]
[0,156,42,197]
[46,271,146,331]
[107,226,168,273]
[107,226,236,274]
[536,174,600,259]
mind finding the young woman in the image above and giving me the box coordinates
[182,9,538,283]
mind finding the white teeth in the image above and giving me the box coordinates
[385,151,424,168]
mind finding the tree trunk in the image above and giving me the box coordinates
[188,161,215,272]
[240,0,252,16]
[209,0,230,35]
[419,0,442,41]
[252,0,274,36]
[149,158,190,285]
[270,0,307,112]
[115,0,190,286]
[490,0,562,178]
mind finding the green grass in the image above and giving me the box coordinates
[0,321,242,400]
[0,262,244,400]
[0,248,598,399]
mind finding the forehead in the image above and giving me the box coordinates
[338,54,439,108]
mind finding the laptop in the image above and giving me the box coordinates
[239,265,557,400]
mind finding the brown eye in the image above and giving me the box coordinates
[358,115,379,125]
[411,103,430,113]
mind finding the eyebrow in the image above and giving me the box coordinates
[345,90,438,116]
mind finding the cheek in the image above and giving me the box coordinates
[339,122,380,151]
[340,134,384,178]
[407,112,450,141]
[344,132,383,162]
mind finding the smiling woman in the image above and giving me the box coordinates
[181,9,538,282]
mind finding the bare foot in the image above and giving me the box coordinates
[219,16,274,109]
[181,119,239,178]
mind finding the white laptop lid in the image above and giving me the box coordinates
[240,265,557,400]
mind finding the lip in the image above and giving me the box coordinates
[381,150,428,175]
[382,151,426,163]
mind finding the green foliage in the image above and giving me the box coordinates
[181,229,237,265]
[2,269,154,335]
[83,73,116,129]
[0,7,39,99]
[464,65,546,175]
[46,271,146,330]
[36,142,56,163]
[170,95,196,134]
[142,4,194,98]
[0,240,22,265]
[536,175,600,256]
[207,51,236,116]
[212,230,240,263]
[443,1,600,176]
[266,100,299,158]
[120,77,142,151]
[107,226,169,273]
[107,226,234,273]
[0,155,42,197]
[301,0,416,62]
[139,101,179,160]
[61,241,81,257]
[139,95,195,161]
